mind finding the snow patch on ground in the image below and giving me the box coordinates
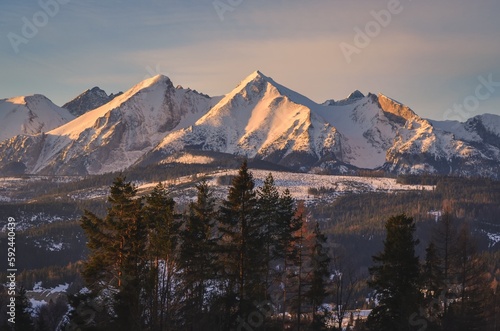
[33,238,65,251]
[482,230,500,248]
[28,283,69,313]
[160,154,214,164]
[428,210,442,222]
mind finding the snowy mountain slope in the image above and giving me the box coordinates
[0,75,215,175]
[139,71,338,169]
[312,93,409,169]
[141,72,414,171]
[0,95,74,142]
[62,87,122,117]
[384,114,500,177]
[141,71,500,178]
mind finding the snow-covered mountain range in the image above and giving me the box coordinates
[1,71,499,178]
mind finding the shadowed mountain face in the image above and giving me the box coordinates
[62,87,123,117]
[1,71,500,178]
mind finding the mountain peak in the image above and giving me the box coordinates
[63,87,117,117]
[88,86,108,97]
[136,74,173,91]
[249,70,265,79]
[238,70,268,87]
[227,70,318,110]
[347,90,364,100]
[326,90,366,106]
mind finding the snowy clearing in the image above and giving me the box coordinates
[137,169,435,205]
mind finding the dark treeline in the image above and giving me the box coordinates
[0,220,87,272]
[314,176,500,235]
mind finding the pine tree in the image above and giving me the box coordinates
[257,173,281,304]
[484,278,499,331]
[143,182,180,330]
[179,180,218,330]
[331,246,361,331]
[290,204,313,331]
[449,224,488,331]
[275,189,302,330]
[421,242,444,330]
[306,222,331,330]
[432,211,458,330]
[80,175,146,330]
[367,214,422,331]
[14,287,33,331]
[217,160,265,327]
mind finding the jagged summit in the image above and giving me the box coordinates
[347,90,365,100]
[62,86,123,117]
[88,86,107,97]
[232,70,268,91]
[245,70,266,81]
[323,90,366,106]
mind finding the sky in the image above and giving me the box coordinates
[1,0,500,121]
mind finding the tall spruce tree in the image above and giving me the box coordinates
[276,188,302,329]
[331,247,361,331]
[257,173,281,300]
[143,182,180,330]
[291,205,314,330]
[433,211,458,327]
[218,160,266,327]
[14,287,33,331]
[306,222,331,330]
[421,241,444,330]
[81,175,146,330]
[179,180,219,330]
[448,224,488,331]
[367,214,422,331]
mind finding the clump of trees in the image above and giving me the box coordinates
[362,212,498,331]
[67,161,334,330]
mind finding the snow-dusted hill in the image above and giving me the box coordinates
[1,71,500,178]
[62,86,122,117]
[0,95,74,142]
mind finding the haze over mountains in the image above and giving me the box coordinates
[0,71,499,178]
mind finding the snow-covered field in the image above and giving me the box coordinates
[137,169,434,205]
